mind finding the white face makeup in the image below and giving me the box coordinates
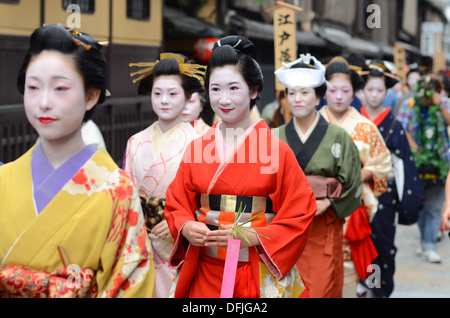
[363,77,387,110]
[151,75,187,127]
[24,50,96,145]
[182,92,203,123]
[209,65,257,129]
[325,74,354,117]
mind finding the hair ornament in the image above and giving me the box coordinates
[63,27,91,51]
[215,38,242,50]
[72,37,91,50]
[63,26,109,50]
[326,56,362,72]
[232,39,242,49]
[359,62,401,81]
[129,53,206,84]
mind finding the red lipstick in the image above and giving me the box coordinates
[39,117,56,124]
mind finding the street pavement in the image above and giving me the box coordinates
[390,224,450,298]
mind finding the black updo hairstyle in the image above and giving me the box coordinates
[360,61,399,90]
[137,54,205,100]
[325,57,365,94]
[204,35,264,109]
[288,60,327,98]
[17,24,107,123]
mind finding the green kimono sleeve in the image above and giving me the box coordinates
[326,126,362,218]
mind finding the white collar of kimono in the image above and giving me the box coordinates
[275,54,326,89]
[293,111,320,143]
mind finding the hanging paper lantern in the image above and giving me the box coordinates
[195,37,218,63]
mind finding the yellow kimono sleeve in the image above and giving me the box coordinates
[96,170,155,298]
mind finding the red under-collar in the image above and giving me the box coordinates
[360,106,390,126]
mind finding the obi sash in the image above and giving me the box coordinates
[305,176,343,199]
[0,246,97,298]
[196,194,275,262]
[0,265,97,298]
[140,194,166,233]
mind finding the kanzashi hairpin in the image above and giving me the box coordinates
[72,37,91,50]
[66,27,106,50]
[129,53,206,84]
[326,56,362,71]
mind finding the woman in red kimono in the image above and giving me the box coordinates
[164,36,317,298]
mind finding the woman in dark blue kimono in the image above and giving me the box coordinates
[359,62,426,298]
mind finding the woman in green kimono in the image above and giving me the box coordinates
[273,54,362,298]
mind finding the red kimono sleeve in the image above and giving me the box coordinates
[164,142,201,268]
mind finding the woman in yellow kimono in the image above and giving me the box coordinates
[164,36,317,298]
[0,24,154,298]
[124,53,205,297]
[319,57,391,298]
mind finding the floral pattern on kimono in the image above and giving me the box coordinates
[0,147,154,298]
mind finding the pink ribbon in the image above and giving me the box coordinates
[220,239,241,298]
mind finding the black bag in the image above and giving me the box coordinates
[419,165,443,189]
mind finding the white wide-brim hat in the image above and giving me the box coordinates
[275,54,326,89]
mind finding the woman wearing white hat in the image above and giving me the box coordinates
[273,54,362,298]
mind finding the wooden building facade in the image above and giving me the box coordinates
[0,0,163,105]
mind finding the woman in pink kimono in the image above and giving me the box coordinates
[124,53,205,297]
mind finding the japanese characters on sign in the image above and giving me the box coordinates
[266,2,302,123]
[273,6,298,91]
[394,43,407,84]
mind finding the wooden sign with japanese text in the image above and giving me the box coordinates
[393,43,407,84]
[433,50,446,74]
[266,1,302,122]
